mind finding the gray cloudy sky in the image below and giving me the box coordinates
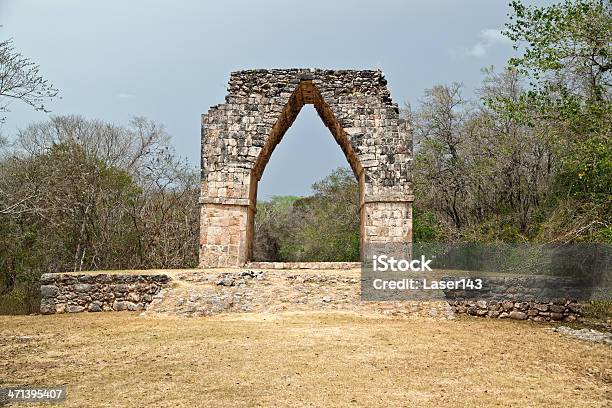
[1,0,551,198]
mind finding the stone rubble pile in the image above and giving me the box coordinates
[286,274,359,284]
[553,326,612,345]
[144,270,454,319]
[246,261,361,270]
[215,270,267,286]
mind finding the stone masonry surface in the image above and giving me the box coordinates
[445,275,584,322]
[450,299,582,322]
[200,69,413,267]
[40,273,170,314]
[39,269,584,324]
[145,269,454,319]
[245,262,361,269]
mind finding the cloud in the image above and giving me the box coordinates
[480,29,510,44]
[464,28,511,57]
[117,93,135,99]
[467,43,486,57]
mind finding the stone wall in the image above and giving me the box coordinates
[40,273,170,314]
[443,275,584,322]
[38,270,584,323]
[442,275,590,302]
[201,69,413,267]
[449,299,582,322]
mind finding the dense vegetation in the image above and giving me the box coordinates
[412,0,611,244]
[0,0,610,313]
[0,117,199,313]
[253,168,360,262]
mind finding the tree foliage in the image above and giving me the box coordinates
[505,0,610,102]
[253,168,360,262]
[253,167,444,261]
[0,116,198,314]
[504,0,611,239]
[0,38,59,122]
[410,0,610,244]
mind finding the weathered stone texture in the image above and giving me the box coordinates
[201,69,413,267]
[39,273,170,314]
[443,275,585,321]
[363,201,412,243]
[443,275,592,303]
[450,299,582,322]
[199,203,249,267]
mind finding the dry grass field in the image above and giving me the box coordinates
[1,311,610,407]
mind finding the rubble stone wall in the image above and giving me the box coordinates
[201,69,413,267]
[449,299,582,322]
[39,273,170,314]
[444,275,585,322]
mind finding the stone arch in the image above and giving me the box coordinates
[200,69,413,268]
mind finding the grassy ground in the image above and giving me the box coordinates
[1,311,610,407]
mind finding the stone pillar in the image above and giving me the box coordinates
[363,201,413,244]
[361,197,413,261]
[198,121,254,267]
[199,201,250,267]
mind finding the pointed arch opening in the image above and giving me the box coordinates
[245,80,366,262]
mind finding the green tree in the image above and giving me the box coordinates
[503,0,611,242]
[253,168,360,262]
[0,116,199,314]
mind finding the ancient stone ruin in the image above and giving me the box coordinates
[200,69,413,267]
[37,70,589,321]
[39,273,169,314]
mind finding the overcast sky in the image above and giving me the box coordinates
[0,0,552,198]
